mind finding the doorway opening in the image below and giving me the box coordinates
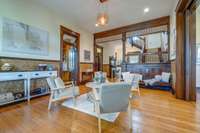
[60,26,80,84]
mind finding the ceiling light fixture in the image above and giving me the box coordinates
[96,0,109,27]
[144,8,150,13]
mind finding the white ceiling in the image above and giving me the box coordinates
[33,0,176,33]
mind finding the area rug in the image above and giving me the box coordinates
[62,94,119,122]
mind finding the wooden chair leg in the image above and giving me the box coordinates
[98,114,101,133]
[96,102,101,133]
[48,93,53,110]
[138,87,141,96]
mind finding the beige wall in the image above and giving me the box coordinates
[99,40,123,64]
[99,40,141,64]
[0,0,93,62]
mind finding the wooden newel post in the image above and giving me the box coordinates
[122,33,126,71]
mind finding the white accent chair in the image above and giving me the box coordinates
[90,82,132,133]
[122,72,142,96]
[46,77,79,110]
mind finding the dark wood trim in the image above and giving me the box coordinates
[94,16,170,39]
[175,0,199,100]
[94,45,104,71]
[60,25,80,84]
[176,12,186,99]
[176,0,193,12]
[80,62,94,64]
[122,33,126,64]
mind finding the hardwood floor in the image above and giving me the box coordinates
[0,86,200,133]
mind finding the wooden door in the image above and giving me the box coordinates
[185,0,200,101]
[95,45,103,71]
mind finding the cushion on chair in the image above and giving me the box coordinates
[53,86,79,100]
[155,75,162,81]
[46,77,57,90]
[161,72,171,83]
[54,77,66,89]
[99,82,131,114]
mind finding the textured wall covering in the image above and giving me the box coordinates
[0,58,60,71]
[0,58,60,94]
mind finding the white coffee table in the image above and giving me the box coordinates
[85,82,102,90]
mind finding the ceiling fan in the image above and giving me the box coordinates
[96,0,109,27]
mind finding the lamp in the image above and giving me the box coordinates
[96,0,109,26]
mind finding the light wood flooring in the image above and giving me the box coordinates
[0,86,200,133]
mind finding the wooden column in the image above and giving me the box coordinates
[175,12,185,99]
[122,33,126,72]
[122,33,126,63]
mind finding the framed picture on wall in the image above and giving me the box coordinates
[84,50,90,61]
[0,17,52,60]
[170,28,176,60]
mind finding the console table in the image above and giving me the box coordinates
[0,71,57,106]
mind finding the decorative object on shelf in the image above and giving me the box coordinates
[84,50,91,61]
[13,92,24,100]
[47,64,54,71]
[0,92,14,104]
[31,88,47,96]
[0,17,49,59]
[37,64,47,71]
[1,63,13,71]
[96,0,109,27]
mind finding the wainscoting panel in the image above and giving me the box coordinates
[103,64,110,77]
[124,63,171,80]
[80,63,93,82]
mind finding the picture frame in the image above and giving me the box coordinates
[84,50,90,61]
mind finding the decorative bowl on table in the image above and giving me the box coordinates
[93,72,106,83]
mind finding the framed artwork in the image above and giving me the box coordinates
[84,50,90,61]
[0,17,50,59]
[170,28,176,60]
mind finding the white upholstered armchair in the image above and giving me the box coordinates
[46,77,79,110]
[90,82,132,133]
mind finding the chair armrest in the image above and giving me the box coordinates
[51,87,63,91]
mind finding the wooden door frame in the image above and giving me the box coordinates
[60,25,80,84]
[95,45,104,71]
[176,0,200,100]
